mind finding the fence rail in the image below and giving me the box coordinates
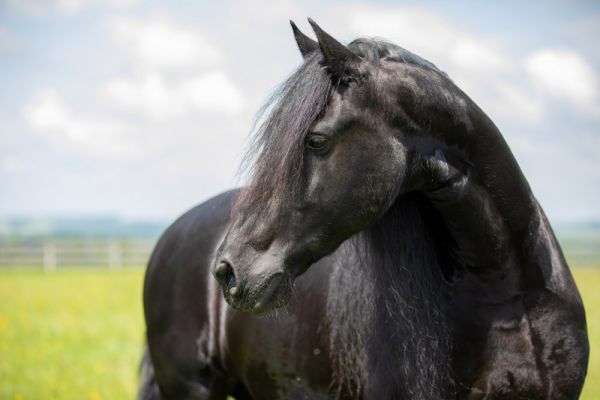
[0,239,597,270]
[0,240,155,270]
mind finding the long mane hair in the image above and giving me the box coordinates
[238,39,456,399]
[235,50,331,217]
[327,194,456,399]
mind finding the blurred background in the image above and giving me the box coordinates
[0,0,598,399]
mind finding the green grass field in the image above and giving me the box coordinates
[0,270,144,400]
[0,268,598,399]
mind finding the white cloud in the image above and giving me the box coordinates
[0,27,18,52]
[0,156,26,174]
[525,49,599,113]
[103,16,245,120]
[23,90,140,159]
[104,71,245,120]
[54,0,88,14]
[6,0,141,16]
[487,82,544,122]
[103,74,186,120]
[179,71,245,115]
[228,0,301,24]
[109,17,221,72]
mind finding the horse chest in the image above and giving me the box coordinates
[465,316,545,399]
[452,291,559,399]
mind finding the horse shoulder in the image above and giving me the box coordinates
[144,189,239,398]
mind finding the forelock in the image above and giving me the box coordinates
[235,51,332,215]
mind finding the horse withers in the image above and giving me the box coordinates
[140,19,589,400]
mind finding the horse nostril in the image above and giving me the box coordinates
[215,260,238,294]
[214,261,230,281]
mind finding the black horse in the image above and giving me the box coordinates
[140,20,589,400]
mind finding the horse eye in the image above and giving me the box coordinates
[305,134,329,152]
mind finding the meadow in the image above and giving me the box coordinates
[0,268,598,399]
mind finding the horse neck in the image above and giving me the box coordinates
[426,110,569,295]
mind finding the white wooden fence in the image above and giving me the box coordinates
[0,240,155,270]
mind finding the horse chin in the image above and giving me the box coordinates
[224,272,294,314]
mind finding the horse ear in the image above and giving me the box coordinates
[308,18,361,82]
[290,20,318,59]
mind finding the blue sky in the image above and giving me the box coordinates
[0,0,599,223]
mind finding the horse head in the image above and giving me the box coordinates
[214,19,502,313]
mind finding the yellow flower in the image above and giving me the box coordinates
[89,390,101,400]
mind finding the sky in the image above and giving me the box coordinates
[0,0,599,223]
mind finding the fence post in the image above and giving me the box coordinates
[108,241,123,270]
[43,242,57,272]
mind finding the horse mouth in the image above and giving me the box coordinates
[225,271,293,314]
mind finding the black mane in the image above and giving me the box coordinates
[326,194,456,399]
[235,51,331,215]
[349,38,442,73]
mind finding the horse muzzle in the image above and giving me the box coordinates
[212,254,294,313]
